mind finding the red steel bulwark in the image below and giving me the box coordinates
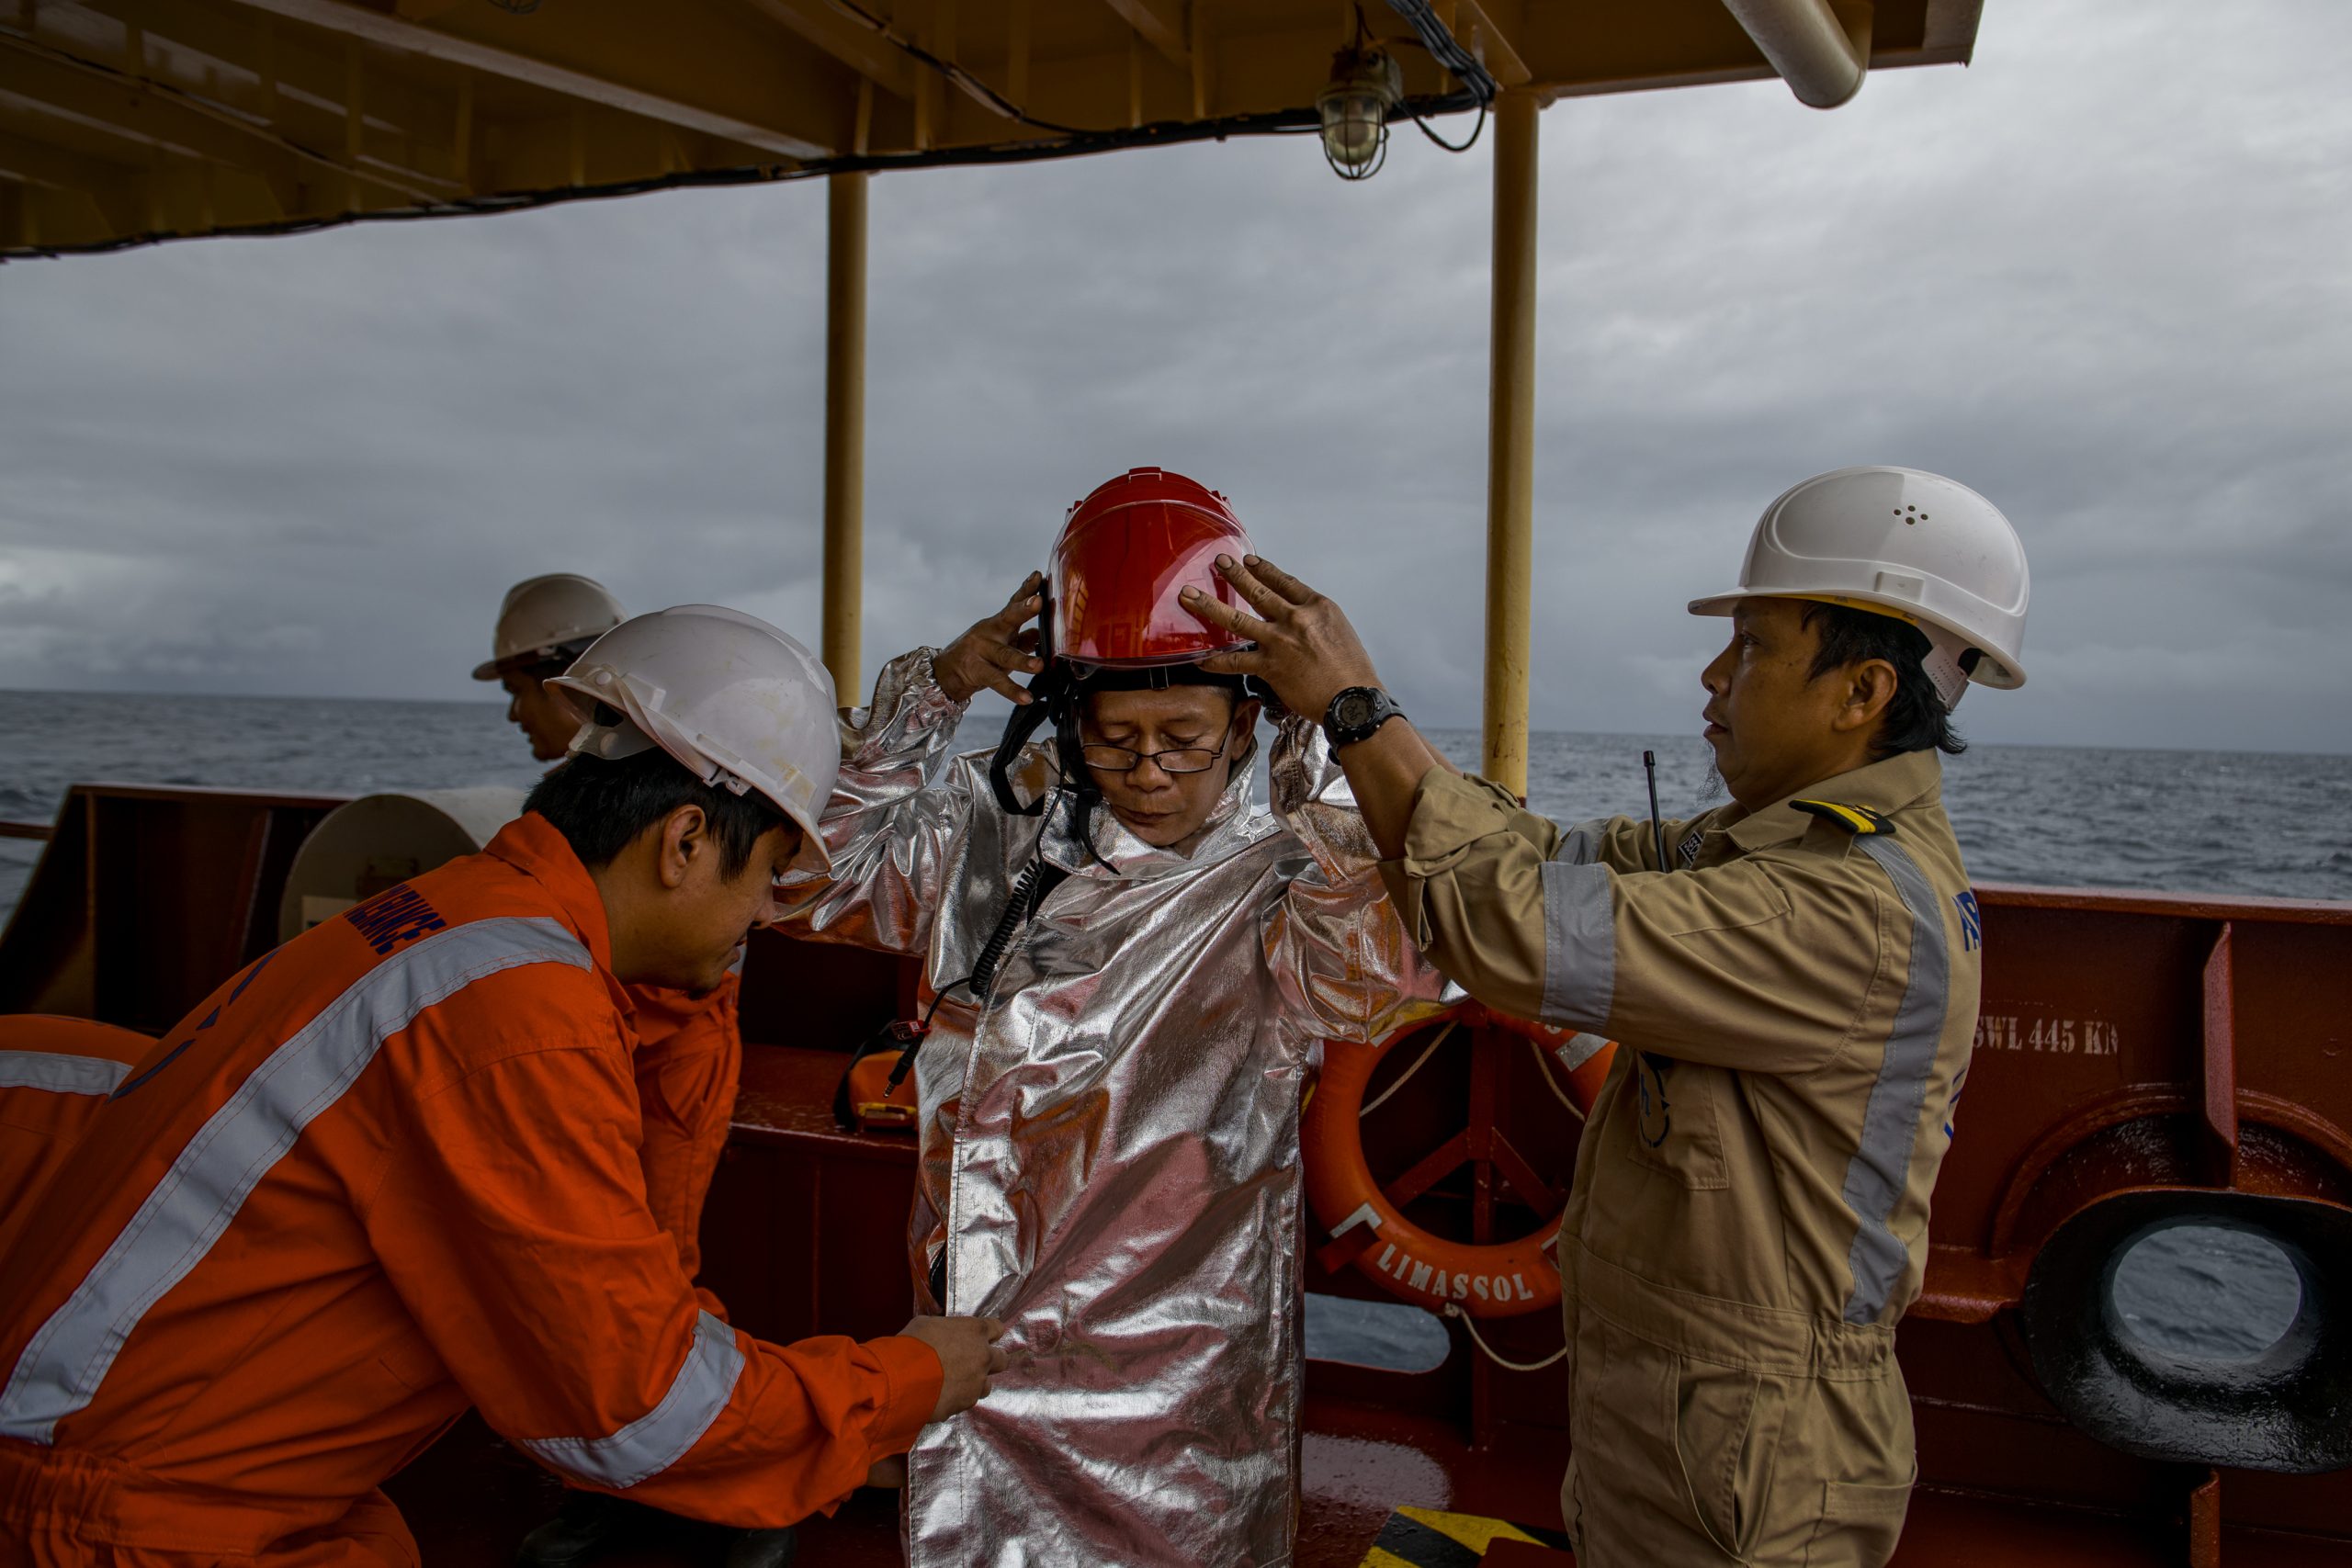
[4,791,2348,1562]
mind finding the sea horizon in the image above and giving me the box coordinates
[3,682,2346,763]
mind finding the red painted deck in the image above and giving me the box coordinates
[384,1405,2352,1567]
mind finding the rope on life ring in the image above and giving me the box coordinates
[1301,1004,1616,1323]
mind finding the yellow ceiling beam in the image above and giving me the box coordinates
[75,0,458,155]
[0,38,309,209]
[0,124,140,229]
[1098,0,1188,68]
[1449,0,1531,88]
[208,0,837,160]
[730,0,917,103]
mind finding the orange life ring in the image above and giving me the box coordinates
[1302,1005,1616,1319]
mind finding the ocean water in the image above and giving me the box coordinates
[5,693,2346,910]
[0,690,2339,1368]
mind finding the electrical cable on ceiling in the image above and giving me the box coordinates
[821,0,1091,137]
[3,88,1484,262]
[1408,99,1485,153]
[1381,0,1499,105]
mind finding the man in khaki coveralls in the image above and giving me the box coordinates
[1180,467,2033,1567]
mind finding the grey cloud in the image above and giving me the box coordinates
[2,0,2349,754]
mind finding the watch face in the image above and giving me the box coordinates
[1333,691,1374,729]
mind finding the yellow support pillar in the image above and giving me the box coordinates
[1481,91,1541,794]
[822,169,869,700]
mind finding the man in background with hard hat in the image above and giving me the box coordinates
[0,605,1006,1568]
[475,573,628,762]
[475,574,782,1568]
[774,469,1443,1567]
[1183,467,2030,1568]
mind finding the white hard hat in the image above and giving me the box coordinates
[1688,466,2030,707]
[472,573,628,681]
[547,606,840,873]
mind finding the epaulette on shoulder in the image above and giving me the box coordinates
[1792,799,1896,836]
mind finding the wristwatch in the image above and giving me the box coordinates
[1322,685,1407,749]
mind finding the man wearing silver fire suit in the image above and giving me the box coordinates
[773,469,1444,1567]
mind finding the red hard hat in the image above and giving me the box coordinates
[1050,468,1256,670]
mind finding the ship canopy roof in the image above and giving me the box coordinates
[1,0,1980,259]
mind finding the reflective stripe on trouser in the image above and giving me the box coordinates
[0,918,590,1446]
[1559,1242,1915,1568]
[0,1054,133,1096]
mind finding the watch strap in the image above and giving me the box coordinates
[1322,685,1406,749]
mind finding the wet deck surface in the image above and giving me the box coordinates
[388,1398,1563,1568]
[383,1401,2352,1567]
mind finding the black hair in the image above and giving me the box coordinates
[1800,603,1967,758]
[511,657,571,685]
[499,636,601,685]
[525,747,789,876]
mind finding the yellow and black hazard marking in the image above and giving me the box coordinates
[1356,1506,1573,1567]
[1792,798,1895,836]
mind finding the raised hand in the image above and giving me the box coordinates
[898,1313,1010,1422]
[1180,555,1384,723]
[936,573,1046,705]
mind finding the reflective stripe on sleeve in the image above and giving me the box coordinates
[1555,820,1607,866]
[1538,861,1615,1030]
[515,1310,747,1490]
[0,917,591,1446]
[1840,838,1950,1325]
[0,1052,133,1097]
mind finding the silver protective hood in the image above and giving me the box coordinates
[773,649,1445,1567]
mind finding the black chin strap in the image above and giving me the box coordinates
[989,665,1081,817]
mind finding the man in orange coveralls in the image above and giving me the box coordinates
[0,604,1005,1568]
[472,575,776,1567]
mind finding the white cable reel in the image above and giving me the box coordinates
[548,605,841,875]
[1688,466,2031,709]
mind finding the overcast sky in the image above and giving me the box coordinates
[3,1,2348,755]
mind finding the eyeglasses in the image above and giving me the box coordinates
[1080,738,1230,775]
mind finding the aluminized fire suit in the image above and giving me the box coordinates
[776,649,1444,1568]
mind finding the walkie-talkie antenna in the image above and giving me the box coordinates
[1643,750,1668,871]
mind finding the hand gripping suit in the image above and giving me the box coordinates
[0,814,941,1568]
[775,650,1446,1568]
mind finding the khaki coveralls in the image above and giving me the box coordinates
[1379,748,1980,1568]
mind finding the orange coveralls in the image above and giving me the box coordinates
[0,996,731,1290]
[0,814,941,1568]
[627,977,740,1314]
[0,1018,155,1226]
